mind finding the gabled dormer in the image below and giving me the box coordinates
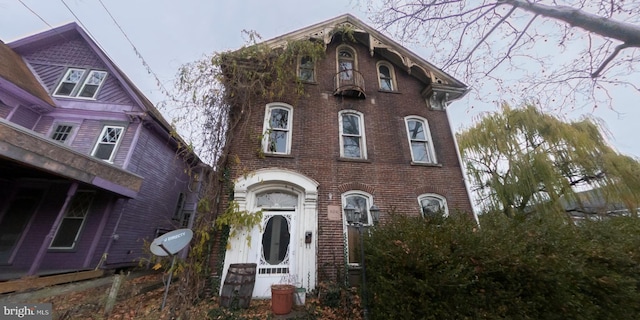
[8,23,135,106]
[7,23,193,166]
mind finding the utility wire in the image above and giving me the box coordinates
[96,0,171,98]
[59,0,97,40]
[16,0,68,41]
[17,0,54,29]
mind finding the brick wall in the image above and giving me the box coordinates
[223,39,473,282]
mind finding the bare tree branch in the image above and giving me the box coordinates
[369,0,640,111]
[464,6,517,62]
[503,0,640,45]
[591,43,630,78]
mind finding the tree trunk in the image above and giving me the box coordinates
[502,0,640,46]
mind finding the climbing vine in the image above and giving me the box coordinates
[162,30,328,314]
[215,200,263,248]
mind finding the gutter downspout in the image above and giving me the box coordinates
[444,89,480,225]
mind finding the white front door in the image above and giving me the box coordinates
[249,210,295,297]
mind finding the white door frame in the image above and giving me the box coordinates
[220,168,318,298]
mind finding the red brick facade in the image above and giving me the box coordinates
[223,36,473,283]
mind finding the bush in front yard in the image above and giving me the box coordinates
[364,212,640,320]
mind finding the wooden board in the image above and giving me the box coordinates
[0,269,104,294]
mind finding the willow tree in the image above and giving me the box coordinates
[457,103,640,217]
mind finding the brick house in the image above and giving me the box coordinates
[0,23,203,281]
[217,14,475,298]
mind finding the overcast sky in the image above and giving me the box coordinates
[2,0,638,159]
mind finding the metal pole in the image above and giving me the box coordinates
[161,254,177,311]
[359,224,369,320]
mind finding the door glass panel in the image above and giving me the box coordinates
[261,215,290,265]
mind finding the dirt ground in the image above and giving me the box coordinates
[32,272,181,320]
[6,271,361,320]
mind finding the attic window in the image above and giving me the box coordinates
[54,68,107,99]
[377,62,396,91]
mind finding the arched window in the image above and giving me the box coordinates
[418,194,448,218]
[342,191,374,266]
[405,116,436,164]
[298,56,315,82]
[337,45,357,81]
[377,62,396,91]
[263,103,293,155]
[339,110,366,159]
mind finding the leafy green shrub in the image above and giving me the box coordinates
[365,212,640,320]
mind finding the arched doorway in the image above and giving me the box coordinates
[220,168,318,298]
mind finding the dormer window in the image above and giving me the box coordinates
[54,68,107,99]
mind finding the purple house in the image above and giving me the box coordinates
[0,23,203,280]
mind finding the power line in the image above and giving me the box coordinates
[59,0,98,42]
[17,0,56,31]
[96,0,171,98]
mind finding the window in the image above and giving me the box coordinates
[339,111,366,159]
[172,193,190,227]
[262,103,293,154]
[54,68,107,99]
[337,46,357,80]
[298,56,315,82]
[50,124,75,144]
[377,62,396,91]
[342,192,373,265]
[54,68,85,96]
[418,194,448,218]
[78,70,107,98]
[50,190,94,249]
[405,116,436,164]
[92,125,124,162]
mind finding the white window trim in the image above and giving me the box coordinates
[262,103,293,155]
[53,68,107,100]
[404,116,437,164]
[418,193,449,218]
[77,70,108,99]
[376,61,397,91]
[338,110,367,159]
[49,122,79,145]
[53,68,85,97]
[91,125,125,163]
[49,190,94,250]
[341,191,374,267]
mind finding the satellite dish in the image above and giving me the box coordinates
[150,228,193,256]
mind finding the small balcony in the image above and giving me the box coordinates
[334,70,366,99]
